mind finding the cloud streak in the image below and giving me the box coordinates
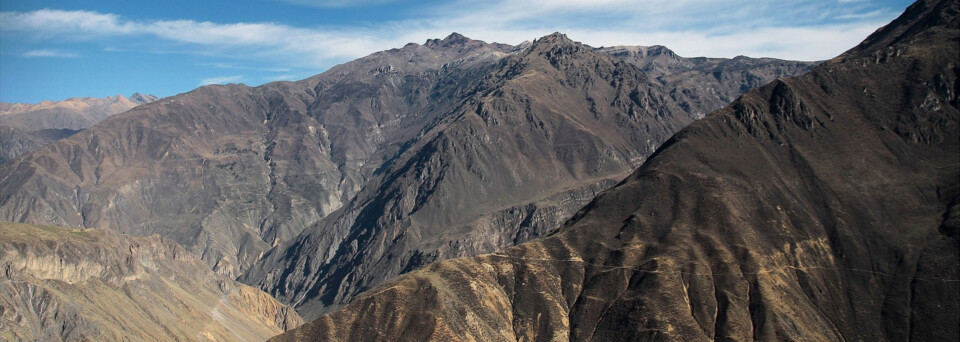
[199,75,244,85]
[22,49,80,58]
[1,0,906,71]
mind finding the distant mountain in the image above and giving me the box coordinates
[0,31,814,318]
[0,93,157,163]
[271,0,958,340]
[0,221,302,341]
[0,93,157,131]
[129,92,159,104]
[599,45,818,119]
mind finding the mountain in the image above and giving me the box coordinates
[270,0,959,340]
[0,93,157,163]
[0,126,81,164]
[0,221,302,341]
[0,35,516,279]
[0,93,157,132]
[129,92,160,104]
[242,33,817,319]
[0,33,813,305]
[599,45,816,119]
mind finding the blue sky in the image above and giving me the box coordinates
[1,0,913,103]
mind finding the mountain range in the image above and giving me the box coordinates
[0,93,158,163]
[2,0,956,340]
[271,0,959,340]
[0,29,813,321]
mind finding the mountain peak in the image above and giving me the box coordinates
[129,92,159,104]
[535,32,573,45]
[424,32,473,48]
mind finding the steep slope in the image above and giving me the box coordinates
[272,0,959,340]
[244,33,812,319]
[0,35,512,278]
[0,221,302,341]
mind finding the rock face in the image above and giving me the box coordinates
[0,94,156,163]
[0,33,813,302]
[0,221,302,341]
[271,0,959,340]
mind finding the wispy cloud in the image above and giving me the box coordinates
[199,75,244,85]
[264,74,302,82]
[276,0,397,8]
[1,9,385,67]
[0,0,906,70]
[22,49,79,58]
[200,62,291,72]
[835,9,889,20]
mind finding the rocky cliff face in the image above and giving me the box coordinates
[0,221,302,341]
[271,0,959,340]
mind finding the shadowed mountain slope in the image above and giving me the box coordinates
[272,0,959,340]
[0,222,302,341]
[0,126,80,164]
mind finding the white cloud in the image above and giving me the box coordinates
[200,62,291,72]
[0,0,906,71]
[1,9,136,38]
[264,74,302,82]
[276,0,397,8]
[199,75,244,85]
[835,9,889,20]
[22,49,79,58]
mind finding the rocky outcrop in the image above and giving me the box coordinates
[0,221,302,341]
[271,0,959,340]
